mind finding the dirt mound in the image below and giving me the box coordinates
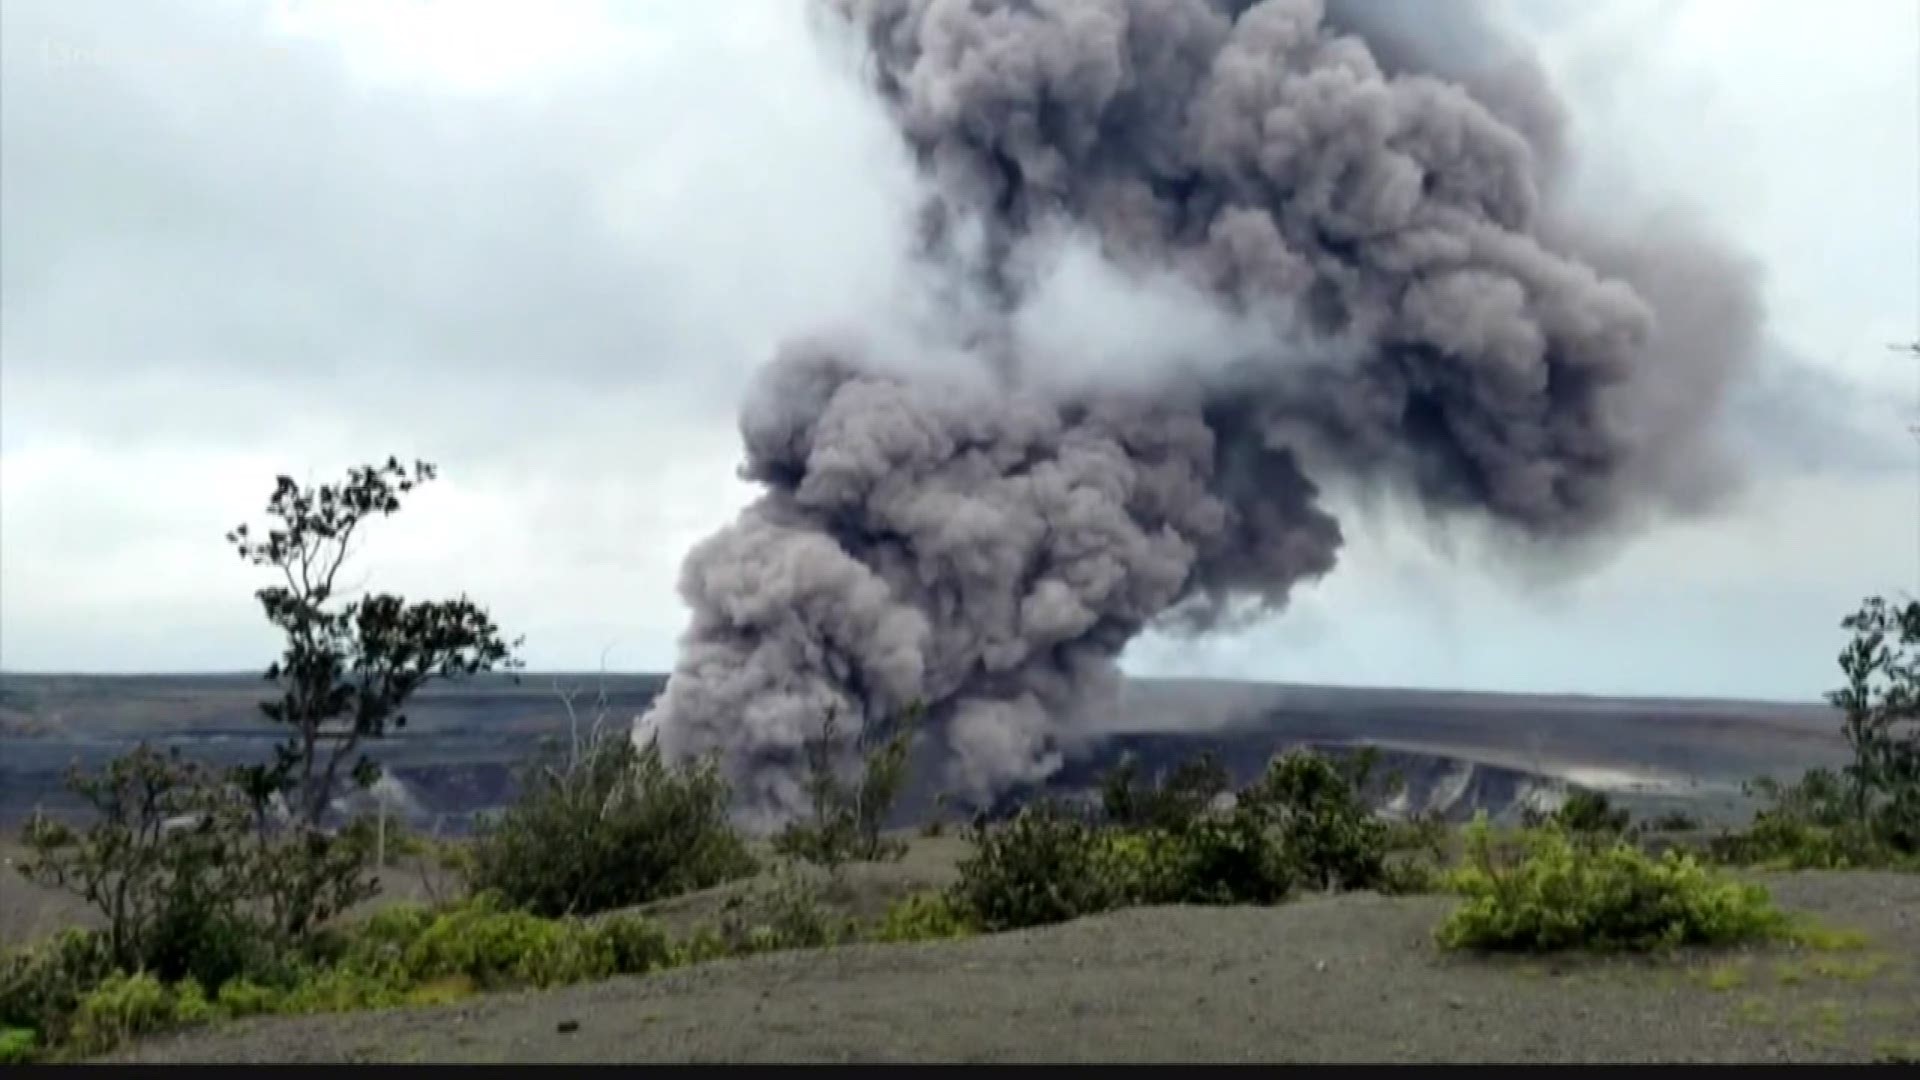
[621,837,967,938]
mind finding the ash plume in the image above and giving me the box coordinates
[638,0,1762,823]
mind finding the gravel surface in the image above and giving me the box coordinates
[109,872,1920,1063]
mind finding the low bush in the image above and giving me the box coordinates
[1090,826,1203,904]
[1383,810,1449,855]
[1437,815,1786,953]
[16,746,380,995]
[949,749,1397,929]
[0,1026,35,1064]
[1710,770,1920,871]
[1377,810,1450,896]
[66,972,177,1057]
[709,864,856,955]
[0,930,117,1051]
[1,894,688,1061]
[1240,750,1391,892]
[466,731,757,918]
[873,893,976,943]
[951,802,1130,931]
[212,978,279,1019]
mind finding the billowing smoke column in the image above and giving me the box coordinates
[639,0,1760,823]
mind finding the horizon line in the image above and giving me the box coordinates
[0,668,1830,709]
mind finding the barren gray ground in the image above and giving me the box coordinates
[105,871,1920,1064]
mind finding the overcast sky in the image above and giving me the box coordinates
[1,0,1915,703]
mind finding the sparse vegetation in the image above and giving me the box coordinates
[873,892,976,943]
[0,1025,35,1064]
[1829,597,1920,845]
[1099,751,1230,833]
[1437,815,1786,953]
[1647,809,1701,833]
[1523,789,1631,837]
[947,748,1396,930]
[773,704,920,868]
[16,511,1920,1061]
[465,729,756,919]
[0,892,692,1060]
[1701,597,1920,872]
[1708,769,1914,870]
[17,749,278,988]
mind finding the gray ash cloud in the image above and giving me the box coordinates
[638,0,1762,822]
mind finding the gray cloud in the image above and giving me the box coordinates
[0,0,925,461]
[0,0,926,672]
[640,0,1777,820]
[1,0,1906,755]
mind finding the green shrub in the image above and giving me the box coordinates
[275,966,409,1014]
[390,894,677,991]
[1158,813,1296,905]
[669,926,732,967]
[19,750,271,986]
[0,930,116,1051]
[1239,750,1391,892]
[1377,857,1444,896]
[1088,827,1195,904]
[17,747,379,992]
[951,749,1397,929]
[597,915,675,975]
[468,732,756,918]
[873,893,975,943]
[67,971,174,1057]
[1378,811,1450,896]
[760,866,845,950]
[1711,770,1920,871]
[951,802,1129,931]
[169,979,216,1025]
[213,978,281,1018]
[1383,810,1449,854]
[402,894,575,989]
[0,1026,35,1064]
[1438,815,1786,953]
[1711,818,1894,871]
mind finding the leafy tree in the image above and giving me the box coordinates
[1829,596,1920,845]
[17,749,258,984]
[1239,749,1392,893]
[225,457,523,828]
